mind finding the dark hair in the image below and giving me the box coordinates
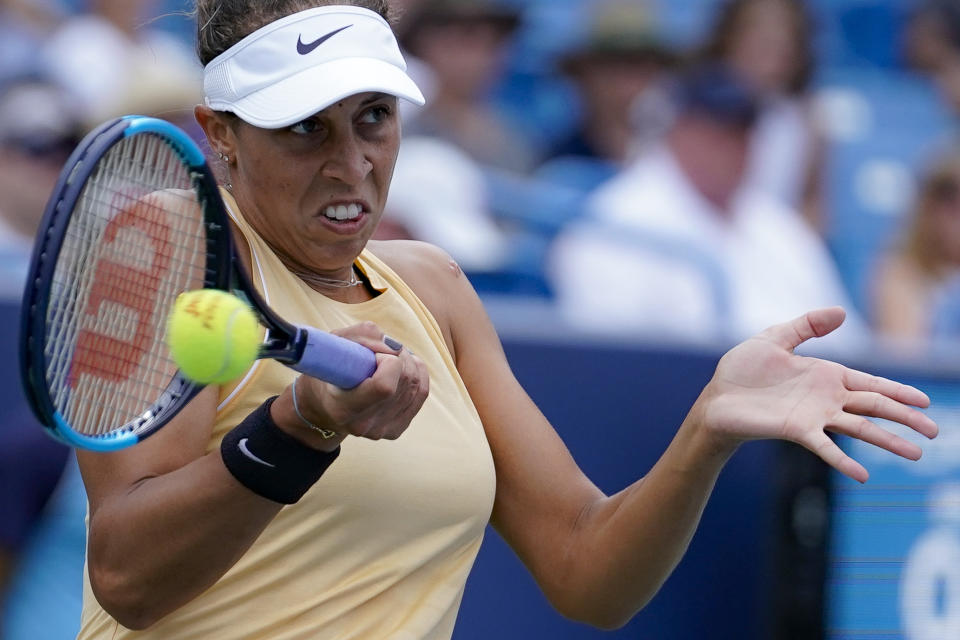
[902,150,960,275]
[912,0,960,50]
[399,0,520,55]
[194,0,395,66]
[700,0,813,95]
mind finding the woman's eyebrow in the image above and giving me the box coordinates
[360,93,392,105]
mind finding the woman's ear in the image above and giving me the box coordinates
[195,105,236,158]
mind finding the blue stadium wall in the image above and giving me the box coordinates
[2,301,959,638]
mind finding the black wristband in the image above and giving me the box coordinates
[220,396,340,504]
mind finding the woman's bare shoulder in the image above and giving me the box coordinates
[367,239,467,291]
[366,239,475,351]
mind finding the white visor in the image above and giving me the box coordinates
[203,6,425,128]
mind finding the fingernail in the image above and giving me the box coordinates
[383,336,403,351]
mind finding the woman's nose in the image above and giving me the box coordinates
[320,133,373,185]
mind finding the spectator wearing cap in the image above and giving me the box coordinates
[548,64,862,348]
[698,0,825,231]
[399,0,535,172]
[537,0,676,193]
[0,76,83,297]
[380,0,548,293]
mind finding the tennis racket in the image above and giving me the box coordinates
[20,116,378,452]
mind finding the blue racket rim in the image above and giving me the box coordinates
[19,116,230,449]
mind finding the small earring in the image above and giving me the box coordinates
[217,151,230,163]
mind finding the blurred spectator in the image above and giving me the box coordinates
[548,64,861,347]
[383,136,511,273]
[0,75,80,636]
[400,0,536,172]
[0,5,197,631]
[386,0,440,121]
[536,0,676,194]
[903,0,960,74]
[382,133,560,296]
[0,76,83,297]
[903,0,960,116]
[0,0,64,85]
[700,0,826,232]
[383,0,543,288]
[870,149,960,344]
[42,0,201,130]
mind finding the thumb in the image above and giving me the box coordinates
[761,307,846,352]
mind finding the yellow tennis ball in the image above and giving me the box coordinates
[166,289,261,384]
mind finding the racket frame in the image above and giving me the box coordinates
[19,117,300,450]
[21,116,366,451]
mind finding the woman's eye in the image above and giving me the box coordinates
[290,119,320,135]
[359,105,392,124]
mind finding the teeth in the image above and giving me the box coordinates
[323,203,362,220]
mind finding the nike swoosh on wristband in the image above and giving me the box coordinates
[238,438,276,468]
[297,25,353,55]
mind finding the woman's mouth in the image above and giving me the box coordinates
[321,203,363,221]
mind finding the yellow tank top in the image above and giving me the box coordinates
[77,192,496,640]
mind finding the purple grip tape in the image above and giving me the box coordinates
[290,325,377,389]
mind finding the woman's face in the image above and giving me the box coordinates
[725,0,802,95]
[928,170,960,266]
[226,92,401,275]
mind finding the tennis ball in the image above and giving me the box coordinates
[166,289,261,384]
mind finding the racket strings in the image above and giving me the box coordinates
[44,133,209,436]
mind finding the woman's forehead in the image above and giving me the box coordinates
[306,92,396,117]
[231,91,399,137]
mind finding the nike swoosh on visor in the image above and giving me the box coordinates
[297,24,354,55]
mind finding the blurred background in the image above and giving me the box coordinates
[3,0,960,638]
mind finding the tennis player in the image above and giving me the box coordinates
[74,2,938,638]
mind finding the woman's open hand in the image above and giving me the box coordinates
[697,307,938,482]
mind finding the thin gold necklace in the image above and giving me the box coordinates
[290,266,362,289]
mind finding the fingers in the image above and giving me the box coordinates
[800,384,937,484]
[332,322,405,355]
[826,411,923,461]
[348,347,429,440]
[373,351,429,439]
[843,368,932,409]
[331,320,383,343]
[800,431,869,483]
[294,322,428,442]
[843,390,938,439]
[761,307,846,351]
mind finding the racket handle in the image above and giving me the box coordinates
[291,326,378,389]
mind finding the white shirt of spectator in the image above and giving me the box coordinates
[549,143,863,351]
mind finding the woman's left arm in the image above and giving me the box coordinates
[435,256,735,629]
[382,243,938,630]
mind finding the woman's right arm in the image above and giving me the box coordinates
[78,386,285,630]
[79,324,427,630]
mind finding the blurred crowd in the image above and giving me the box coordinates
[384,0,960,355]
[2,0,960,637]
[4,0,960,348]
